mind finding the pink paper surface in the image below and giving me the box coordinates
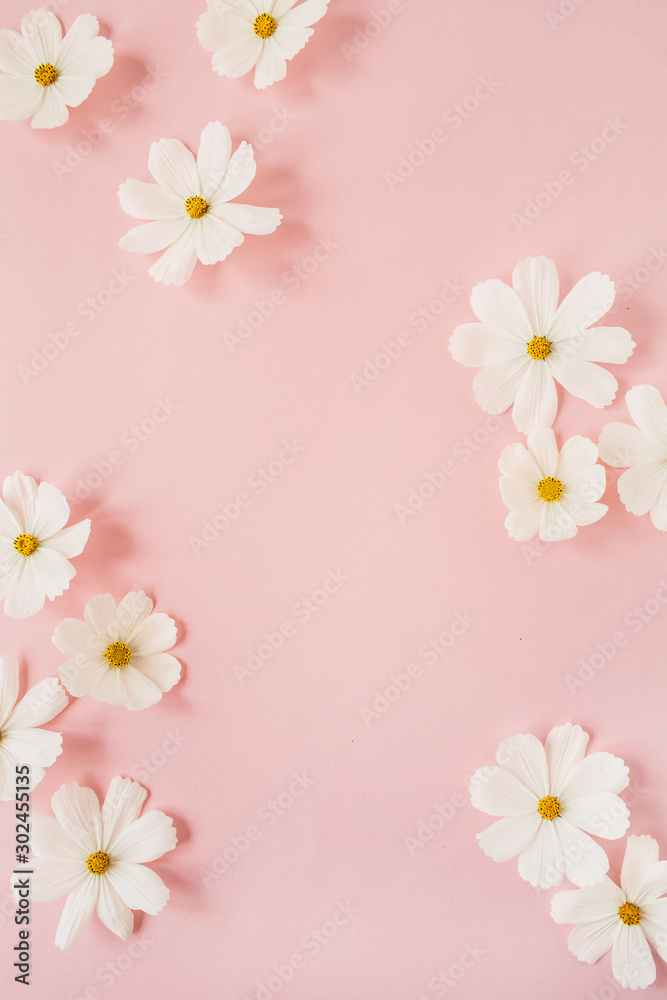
[2,0,667,997]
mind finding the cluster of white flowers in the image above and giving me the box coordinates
[470,723,667,990]
[450,256,667,542]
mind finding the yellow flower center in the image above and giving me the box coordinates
[537,477,564,503]
[14,534,39,557]
[527,336,551,360]
[34,62,59,87]
[185,195,208,219]
[253,12,277,37]
[619,902,641,926]
[87,851,110,875]
[104,641,132,668]
[537,795,561,821]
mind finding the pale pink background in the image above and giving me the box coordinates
[1,0,667,996]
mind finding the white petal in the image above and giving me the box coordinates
[556,818,614,886]
[51,783,102,855]
[55,14,99,60]
[498,441,541,482]
[279,0,329,28]
[551,880,624,925]
[544,724,589,796]
[96,877,133,939]
[111,810,177,863]
[538,501,578,542]
[626,385,667,445]
[53,617,97,657]
[21,9,62,63]
[253,39,287,88]
[148,223,199,286]
[560,752,629,801]
[599,423,664,468]
[0,28,36,75]
[1,727,62,774]
[469,764,537,816]
[548,271,615,343]
[556,437,599,482]
[518,818,563,888]
[211,32,263,77]
[621,836,667,905]
[213,203,282,236]
[526,426,559,476]
[499,477,540,511]
[118,179,185,221]
[650,482,667,531]
[470,278,533,340]
[567,918,619,964]
[30,856,88,902]
[210,141,256,203]
[472,357,531,415]
[611,924,656,990]
[129,611,177,654]
[32,813,82,859]
[565,325,635,364]
[107,861,169,914]
[52,74,95,109]
[88,665,131,706]
[116,590,152,638]
[547,354,617,408]
[130,653,181,694]
[40,519,90,558]
[83,593,118,638]
[119,218,190,255]
[477,813,541,863]
[55,878,98,950]
[3,559,48,618]
[0,75,43,122]
[0,652,19,728]
[616,462,667,517]
[511,256,559,335]
[121,665,165,711]
[496,733,549,798]
[196,214,244,265]
[57,36,113,80]
[504,503,542,541]
[264,22,312,61]
[30,85,69,128]
[449,322,527,367]
[197,121,232,200]
[197,9,252,53]
[559,497,607,528]
[148,137,200,200]
[101,777,147,849]
[512,363,558,433]
[565,794,627,844]
[640,900,667,963]
[8,676,67,728]
[2,472,37,529]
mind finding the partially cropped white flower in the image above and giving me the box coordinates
[53,591,181,711]
[118,120,281,286]
[599,385,667,531]
[0,471,91,618]
[499,427,607,542]
[470,723,629,889]
[0,653,67,799]
[449,256,635,433]
[552,835,667,990]
[197,0,329,90]
[0,8,113,129]
[29,777,176,949]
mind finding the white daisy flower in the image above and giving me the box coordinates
[552,835,667,990]
[197,0,329,90]
[470,723,630,889]
[118,120,282,286]
[0,8,113,129]
[53,591,181,711]
[449,256,635,434]
[0,653,67,799]
[499,426,608,542]
[0,471,91,619]
[599,385,667,531]
[28,777,176,950]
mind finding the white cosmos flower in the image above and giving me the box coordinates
[0,8,113,129]
[599,385,667,531]
[118,120,282,286]
[552,835,667,990]
[28,777,176,950]
[0,471,91,619]
[197,0,329,90]
[499,427,607,542]
[449,256,635,434]
[53,591,181,711]
[470,723,630,889]
[0,653,67,799]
